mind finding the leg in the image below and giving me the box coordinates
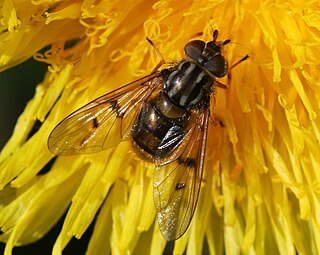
[216,55,249,90]
[215,80,229,89]
[229,55,249,70]
[228,55,249,83]
[146,37,166,71]
[210,114,225,127]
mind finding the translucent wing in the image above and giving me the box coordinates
[48,72,164,155]
[153,107,210,241]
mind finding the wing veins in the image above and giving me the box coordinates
[154,108,210,240]
[48,71,166,155]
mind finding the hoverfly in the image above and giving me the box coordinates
[48,30,248,241]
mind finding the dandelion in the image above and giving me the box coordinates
[0,0,320,254]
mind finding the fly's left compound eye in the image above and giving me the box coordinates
[204,54,228,78]
[184,40,205,61]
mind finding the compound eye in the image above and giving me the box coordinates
[184,40,205,61]
[204,55,228,77]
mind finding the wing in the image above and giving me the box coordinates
[153,107,210,241]
[48,72,164,156]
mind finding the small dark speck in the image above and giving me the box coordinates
[92,118,99,128]
[185,157,196,167]
[109,100,119,110]
[175,183,186,190]
[219,119,225,127]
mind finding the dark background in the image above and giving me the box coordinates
[0,58,47,149]
[0,59,93,254]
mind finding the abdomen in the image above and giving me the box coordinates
[131,93,188,159]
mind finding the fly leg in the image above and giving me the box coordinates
[227,55,249,85]
[215,55,249,89]
[146,38,166,71]
[212,55,249,124]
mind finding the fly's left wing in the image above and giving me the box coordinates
[48,72,164,156]
[153,107,210,241]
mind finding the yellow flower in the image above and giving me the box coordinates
[1,0,320,254]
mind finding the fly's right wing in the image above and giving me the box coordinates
[154,108,210,241]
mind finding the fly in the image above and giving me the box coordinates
[48,30,248,241]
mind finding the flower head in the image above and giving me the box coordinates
[0,0,320,254]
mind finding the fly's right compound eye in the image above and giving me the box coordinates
[204,54,228,77]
